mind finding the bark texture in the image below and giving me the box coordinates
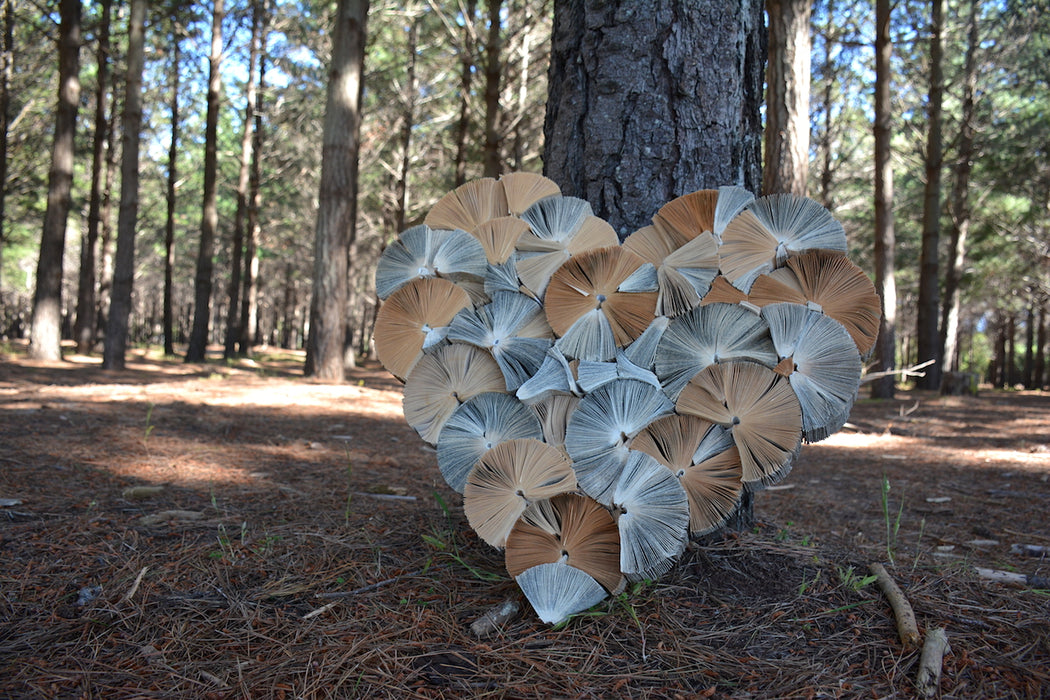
[304,0,369,380]
[870,0,897,399]
[186,0,225,363]
[29,0,81,361]
[101,0,146,370]
[543,0,765,239]
[763,0,811,196]
[916,0,944,390]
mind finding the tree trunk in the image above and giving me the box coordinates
[453,0,477,187]
[763,0,811,196]
[1023,305,1035,388]
[816,0,836,210]
[101,0,145,370]
[940,0,978,376]
[916,0,944,390]
[162,27,180,357]
[224,0,261,360]
[482,0,502,178]
[186,0,225,363]
[870,0,896,399]
[29,0,81,361]
[304,0,368,381]
[1035,303,1047,390]
[96,82,119,343]
[543,0,765,238]
[993,316,1006,388]
[0,0,14,312]
[393,11,419,235]
[74,0,111,355]
[238,21,267,358]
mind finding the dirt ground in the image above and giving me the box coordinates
[1,342,1048,699]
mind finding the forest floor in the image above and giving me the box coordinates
[1,341,1048,699]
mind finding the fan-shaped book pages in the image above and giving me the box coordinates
[371,174,876,624]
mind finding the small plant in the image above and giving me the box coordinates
[143,403,156,449]
[423,491,501,582]
[344,447,354,526]
[798,569,821,595]
[837,565,877,592]
[881,474,905,564]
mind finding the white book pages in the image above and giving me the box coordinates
[713,186,756,238]
[612,451,689,581]
[622,316,669,370]
[437,392,543,493]
[515,561,608,625]
[515,347,579,404]
[554,308,617,362]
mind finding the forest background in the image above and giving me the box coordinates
[1,0,1049,390]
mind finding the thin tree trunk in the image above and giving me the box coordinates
[1035,303,1047,389]
[1023,306,1035,388]
[453,0,476,187]
[239,17,267,357]
[916,0,944,390]
[870,0,896,399]
[186,0,225,363]
[0,0,14,311]
[511,3,533,170]
[96,84,119,341]
[817,0,835,210]
[482,0,502,178]
[940,0,978,375]
[993,316,1006,388]
[763,0,811,196]
[1006,314,1017,386]
[304,0,369,380]
[162,27,180,357]
[544,0,765,237]
[74,0,111,354]
[29,0,82,361]
[224,0,261,360]
[101,0,146,370]
[394,11,418,235]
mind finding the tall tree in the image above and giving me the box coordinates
[28,0,82,361]
[763,0,811,196]
[73,0,113,355]
[239,7,268,356]
[543,0,764,238]
[870,0,896,399]
[543,0,764,527]
[162,16,182,357]
[940,0,978,375]
[453,0,477,187]
[392,7,419,235]
[185,0,225,363]
[915,0,944,390]
[482,0,502,178]
[101,0,146,370]
[224,0,262,360]
[0,0,12,306]
[304,0,369,380]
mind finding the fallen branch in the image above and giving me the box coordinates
[470,599,521,638]
[120,566,149,605]
[976,567,1050,589]
[861,359,935,384]
[870,562,921,647]
[915,627,950,698]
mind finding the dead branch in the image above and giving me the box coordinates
[915,627,950,698]
[470,599,521,638]
[861,359,935,384]
[869,562,921,647]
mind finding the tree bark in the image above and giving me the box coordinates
[543,0,765,239]
[186,0,225,363]
[74,0,111,355]
[393,10,419,235]
[870,0,896,399]
[916,0,944,390]
[101,0,146,370]
[239,29,267,357]
[482,0,502,178]
[0,0,14,312]
[940,0,978,376]
[304,0,368,381]
[1023,305,1035,388]
[163,24,181,357]
[1035,303,1047,390]
[763,0,811,196]
[224,0,261,360]
[29,0,81,361]
[453,0,477,187]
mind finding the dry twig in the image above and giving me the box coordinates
[869,562,920,647]
[915,627,950,697]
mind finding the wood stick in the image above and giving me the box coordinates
[470,598,521,638]
[869,562,921,647]
[915,627,950,697]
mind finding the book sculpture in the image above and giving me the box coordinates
[374,174,879,624]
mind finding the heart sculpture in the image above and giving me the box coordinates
[373,173,880,624]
